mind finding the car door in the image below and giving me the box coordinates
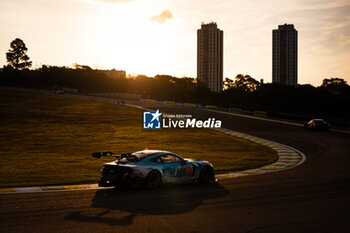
[159,154,186,182]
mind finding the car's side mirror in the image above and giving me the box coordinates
[181,160,187,165]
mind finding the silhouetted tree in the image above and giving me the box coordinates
[321,78,347,88]
[320,77,350,96]
[73,63,92,70]
[223,77,235,90]
[234,74,260,92]
[6,38,32,70]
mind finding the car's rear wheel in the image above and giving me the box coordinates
[146,170,162,189]
[199,166,214,183]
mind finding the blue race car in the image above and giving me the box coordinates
[92,150,215,188]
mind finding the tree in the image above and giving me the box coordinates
[234,74,260,92]
[6,38,32,70]
[321,78,347,88]
[73,63,92,70]
[320,77,350,96]
[223,77,235,90]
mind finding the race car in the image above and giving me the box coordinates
[304,119,330,131]
[92,150,215,188]
[55,89,65,94]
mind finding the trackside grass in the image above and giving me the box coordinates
[0,90,277,188]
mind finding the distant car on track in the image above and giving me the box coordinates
[304,119,330,131]
[55,89,65,94]
[92,150,215,188]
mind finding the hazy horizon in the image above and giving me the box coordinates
[1,0,349,86]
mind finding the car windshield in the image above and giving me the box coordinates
[119,151,161,163]
[133,151,160,161]
[314,119,326,123]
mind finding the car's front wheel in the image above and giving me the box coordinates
[199,166,214,183]
[146,170,162,189]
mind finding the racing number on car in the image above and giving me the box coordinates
[174,166,181,176]
[184,165,192,176]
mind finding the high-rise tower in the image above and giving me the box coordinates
[197,22,223,92]
[272,24,298,87]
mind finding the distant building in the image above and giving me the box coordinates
[197,22,223,92]
[272,24,298,87]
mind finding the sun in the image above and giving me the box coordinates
[82,7,179,76]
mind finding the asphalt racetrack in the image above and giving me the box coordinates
[1,95,350,233]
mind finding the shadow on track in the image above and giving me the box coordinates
[65,182,228,226]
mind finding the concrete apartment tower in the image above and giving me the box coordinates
[272,24,298,87]
[197,22,223,92]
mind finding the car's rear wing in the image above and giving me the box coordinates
[92,151,131,159]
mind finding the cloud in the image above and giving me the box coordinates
[149,10,174,23]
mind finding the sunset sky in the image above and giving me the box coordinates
[0,0,349,86]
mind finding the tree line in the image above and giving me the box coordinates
[1,38,350,126]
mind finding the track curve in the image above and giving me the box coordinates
[1,96,350,233]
